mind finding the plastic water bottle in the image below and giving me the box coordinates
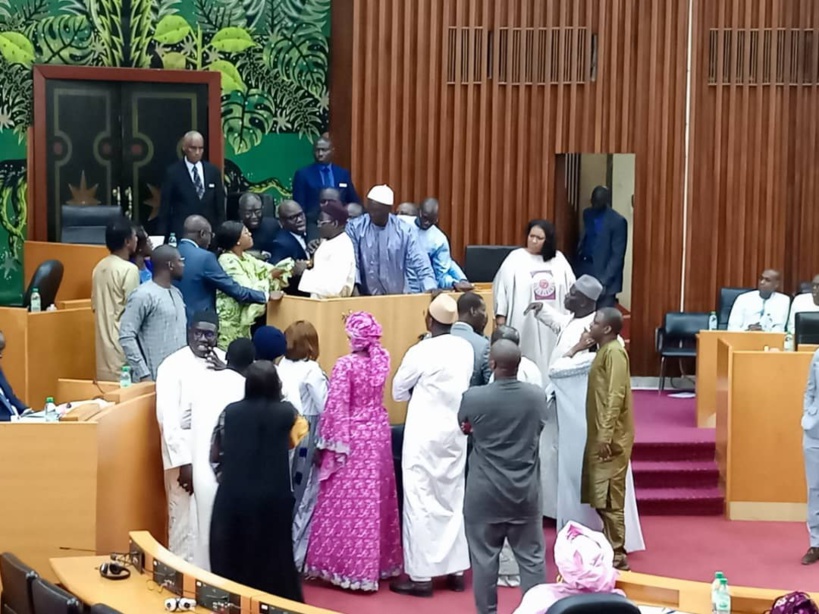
[167,233,177,248]
[44,397,58,422]
[119,365,132,388]
[712,574,730,614]
[785,332,795,352]
[30,287,41,313]
[708,311,718,331]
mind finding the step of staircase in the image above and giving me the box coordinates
[631,460,720,490]
[636,487,724,516]
[631,440,716,463]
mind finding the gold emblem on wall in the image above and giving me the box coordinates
[144,184,162,221]
[67,172,100,205]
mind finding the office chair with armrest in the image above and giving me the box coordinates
[30,578,81,614]
[60,205,122,245]
[547,593,640,613]
[0,552,38,614]
[89,605,123,614]
[463,245,516,283]
[718,287,754,330]
[20,260,63,311]
[795,312,819,347]
[656,311,711,392]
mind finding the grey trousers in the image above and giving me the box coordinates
[465,518,546,614]
[805,433,819,547]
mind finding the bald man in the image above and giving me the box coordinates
[727,269,791,332]
[582,308,634,570]
[158,130,225,240]
[458,340,548,614]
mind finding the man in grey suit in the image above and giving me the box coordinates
[451,292,491,387]
[458,340,548,614]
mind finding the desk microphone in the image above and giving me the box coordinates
[165,597,196,611]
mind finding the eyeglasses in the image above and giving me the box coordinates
[282,212,305,222]
[192,330,216,341]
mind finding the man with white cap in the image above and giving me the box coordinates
[346,185,436,295]
[391,294,475,597]
[527,275,645,555]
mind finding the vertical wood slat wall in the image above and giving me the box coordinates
[330,0,819,375]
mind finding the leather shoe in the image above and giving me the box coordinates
[446,574,465,592]
[389,578,433,597]
[613,557,631,571]
[802,547,819,565]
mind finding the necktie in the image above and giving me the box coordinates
[192,165,204,199]
[321,166,332,187]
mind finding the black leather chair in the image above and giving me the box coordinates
[30,578,81,614]
[21,260,63,311]
[656,311,710,392]
[547,593,640,613]
[796,312,819,346]
[0,552,38,614]
[89,605,123,614]
[798,281,813,295]
[60,205,122,245]
[227,192,276,221]
[463,245,516,283]
[717,287,754,329]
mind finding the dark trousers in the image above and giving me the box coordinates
[597,294,618,308]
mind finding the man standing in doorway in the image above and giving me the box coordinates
[575,186,627,308]
[158,130,225,240]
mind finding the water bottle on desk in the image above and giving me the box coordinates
[44,397,58,422]
[30,287,41,313]
[120,365,132,388]
[708,311,718,331]
[711,573,731,614]
[167,232,177,248]
[785,332,795,352]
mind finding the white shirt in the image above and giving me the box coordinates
[185,158,203,190]
[291,232,307,252]
[298,233,356,298]
[276,358,328,417]
[489,356,542,387]
[727,290,791,332]
[789,293,819,334]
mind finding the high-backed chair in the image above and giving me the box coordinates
[21,260,63,311]
[227,192,276,221]
[0,553,38,614]
[89,605,123,614]
[798,281,812,295]
[30,578,81,614]
[656,312,711,392]
[796,312,819,346]
[547,593,640,613]
[718,287,754,329]
[60,205,122,245]
[463,245,516,283]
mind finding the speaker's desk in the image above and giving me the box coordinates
[51,531,340,614]
[267,291,493,423]
[0,381,164,582]
[695,331,784,427]
[0,305,95,410]
[715,340,812,520]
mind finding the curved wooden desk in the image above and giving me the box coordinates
[52,531,340,614]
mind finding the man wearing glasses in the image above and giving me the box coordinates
[270,200,311,296]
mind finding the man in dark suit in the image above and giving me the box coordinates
[157,131,225,241]
[174,215,267,322]
[237,192,280,258]
[0,331,27,419]
[575,185,628,308]
[270,200,310,296]
[292,135,360,240]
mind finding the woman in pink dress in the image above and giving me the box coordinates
[305,311,402,590]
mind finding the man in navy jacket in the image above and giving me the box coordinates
[0,331,26,420]
[174,215,267,323]
[269,200,310,296]
[292,135,360,240]
[575,186,628,308]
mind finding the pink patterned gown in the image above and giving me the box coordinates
[304,351,403,591]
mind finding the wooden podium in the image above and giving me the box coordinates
[267,290,493,423]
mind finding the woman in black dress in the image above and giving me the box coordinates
[209,360,304,602]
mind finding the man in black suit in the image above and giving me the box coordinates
[237,192,279,258]
[270,200,310,296]
[157,131,225,241]
[0,330,27,420]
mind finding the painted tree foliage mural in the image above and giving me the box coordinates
[0,0,329,302]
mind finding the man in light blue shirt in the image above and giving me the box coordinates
[803,349,819,565]
[399,198,474,293]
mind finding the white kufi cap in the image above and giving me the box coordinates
[367,184,395,206]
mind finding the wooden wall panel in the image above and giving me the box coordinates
[331,0,689,375]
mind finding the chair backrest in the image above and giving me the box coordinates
[30,578,81,614]
[60,205,122,245]
[227,192,277,222]
[464,245,516,283]
[663,311,711,341]
[89,605,123,614]
[23,260,63,310]
[798,281,813,295]
[796,312,819,346]
[718,287,754,329]
[546,593,641,613]
[0,553,37,614]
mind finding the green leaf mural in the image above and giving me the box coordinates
[0,31,35,65]
[222,88,274,154]
[209,59,245,93]
[211,27,255,53]
[153,14,192,45]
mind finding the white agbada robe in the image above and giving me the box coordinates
[155,346,221,562]
[493,248,575,386]
[544,308,645,553]
[393,333,474,579]
[190,367,245,571]
[298,233,357,298]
